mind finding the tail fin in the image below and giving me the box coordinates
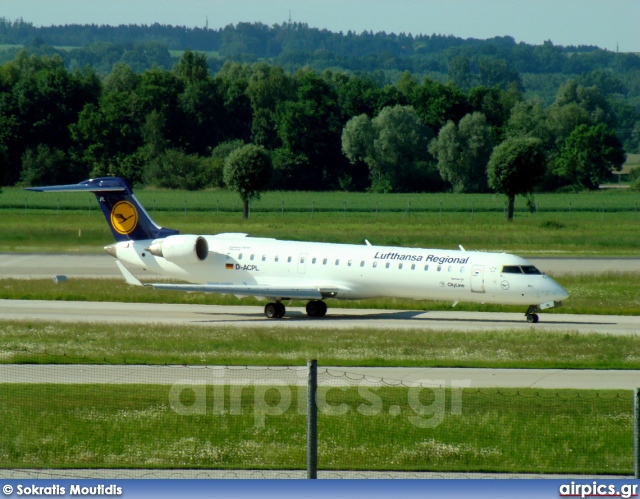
[25,177,179,242]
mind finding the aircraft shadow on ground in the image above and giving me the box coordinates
[190,310,615,326]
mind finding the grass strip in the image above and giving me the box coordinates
[0,384,630,474]
[0,272,639,316]
[2,208,640,255]
[1,322,639,368]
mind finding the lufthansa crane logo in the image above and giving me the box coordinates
[110,201,138,235]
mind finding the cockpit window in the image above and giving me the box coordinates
[501,265,543,275]
[521,265,542,275]
[501,265,523,274]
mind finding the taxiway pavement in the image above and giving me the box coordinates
[1,299,638,335]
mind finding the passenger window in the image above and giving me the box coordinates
[226,253,231,260]
[411,264,416,270]
[262,255,266,262]
[238,253,243,260]
[335,259,340,265]
[275,256,279,262]
[437,265,442,272]
[373,261,378,268]
[398,263,403,269]
[385,262,390,269]
[360,261,365,267]
[250,254,255,261]
[460,266,465,273]
[424,265,429,271]
[312,258,317,264]
[300,256,305,264]
[502,266,523,274]
[287,256,292,263]
[323,258,327,265]
[348,260,352,266]
[448,266,453,272]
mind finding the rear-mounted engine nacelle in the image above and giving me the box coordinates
[146,235,208,264]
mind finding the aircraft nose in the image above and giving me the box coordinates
[552,281,569,301]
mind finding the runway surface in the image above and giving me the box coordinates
[1,299,639,335]
[1,253,640,279]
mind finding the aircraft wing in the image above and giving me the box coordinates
[146,283,325,300]
[115,260,335,300]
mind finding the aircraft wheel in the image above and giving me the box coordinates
[306,300,327,317]
[526,313,539,324]
[275,302,286,318]
[265,303,278,319]
[317,300,327,317]
[306,300,319,317]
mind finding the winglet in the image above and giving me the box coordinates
[115,260,142,286]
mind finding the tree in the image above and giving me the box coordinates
[487,137,545,220]
[429,112,493,193]
[223,144,272,218]
[341,105,436,192]
[447,55,473,91]
[554,124,626,190]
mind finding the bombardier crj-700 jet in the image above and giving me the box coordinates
[28,177,568,322]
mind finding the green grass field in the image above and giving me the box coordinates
[2,321,639,368]
[0,384,630,474]
[2,187,640,254]
[2,208,640,255]
[1,187,638,474]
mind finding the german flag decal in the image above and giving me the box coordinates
[225,263,234,269]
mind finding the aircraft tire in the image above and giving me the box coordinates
[306,301,319,317]
[265,303,278,319]
[526,313,539,324]
[275,302,286,318]
[306,300,327,317]
[317,301,327,317]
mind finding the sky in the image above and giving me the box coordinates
[2,0,639,52]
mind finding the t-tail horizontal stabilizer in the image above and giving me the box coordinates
[25,177,179,242]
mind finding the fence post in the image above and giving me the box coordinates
[307,359,318,479]
[635,388,640,479]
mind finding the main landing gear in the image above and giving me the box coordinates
[263,300,328,319]
[525,305,539,324]
[305,300,327,317]
[264,302,286,319]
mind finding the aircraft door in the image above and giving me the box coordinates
[470,265,485,293]
[298,253,307,274]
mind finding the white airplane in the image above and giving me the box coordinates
[27,177,568,322]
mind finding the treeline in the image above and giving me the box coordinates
[2,18,640,81]
[0,48,633,196]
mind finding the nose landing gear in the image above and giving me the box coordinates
[525,305,540,323]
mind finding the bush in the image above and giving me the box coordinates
[145,149,212,190]
[20,145,83,186]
